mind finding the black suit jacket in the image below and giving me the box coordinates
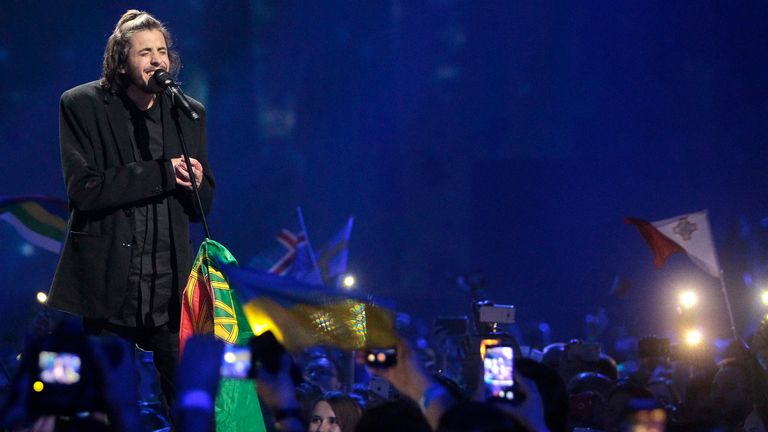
[48,80,215,321]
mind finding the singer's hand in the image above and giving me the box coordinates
[171,157,203,190]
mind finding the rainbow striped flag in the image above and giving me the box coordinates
[180,239,266,432]
[0,195,68,253]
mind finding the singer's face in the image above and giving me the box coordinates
[122,29,170,94]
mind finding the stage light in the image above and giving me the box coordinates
[678,290,698,310]
[761,290,768,306]
[36,292,48,304]
[33,381,44,392]
[342,274,356,289]
[684,328,703,346]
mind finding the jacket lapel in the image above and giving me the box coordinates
[103,92,135,164]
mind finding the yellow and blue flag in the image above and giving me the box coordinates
[226,266,397,352]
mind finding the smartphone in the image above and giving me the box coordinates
[478,304,516,324]
[28,338,104,415]
[365,348,397,368]
[220,345,251,379]
[39,351,81,385]
[483,345,515,400]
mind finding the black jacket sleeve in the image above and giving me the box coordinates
[59,89,178,213]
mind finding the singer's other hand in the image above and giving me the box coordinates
[171,157,203,190]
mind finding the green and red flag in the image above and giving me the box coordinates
[180,239,266,432]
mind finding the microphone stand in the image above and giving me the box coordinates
[168,87,212,240]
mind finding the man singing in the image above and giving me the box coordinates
[48,9,214,412]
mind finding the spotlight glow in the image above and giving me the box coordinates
[678,290,699,309]
[33,381,44,392]
[342,275,356,289]
[36,292,48,304]
[684,329,703,346]
[20,243,35,257]
[761,290,768,306]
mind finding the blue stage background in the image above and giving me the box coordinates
[2,0,768,349]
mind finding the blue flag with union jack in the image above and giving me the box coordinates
[248,207,323,284]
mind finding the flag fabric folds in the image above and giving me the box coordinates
[180,239,254,352]
[0,195,67,253]
[248,208,323,284]
[317,216,354,286]
[179,239,266,432]
[226,265,397,352]
[626,210,720,277]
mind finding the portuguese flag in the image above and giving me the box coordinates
[180,239,266,432]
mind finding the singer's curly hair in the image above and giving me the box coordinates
[100,10,181,93]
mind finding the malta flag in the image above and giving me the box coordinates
[625,210,720,278]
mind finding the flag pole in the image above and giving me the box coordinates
[708,216,739,341]
[701,210,740,342]
[717,270,740,341]
[296,207,321,273]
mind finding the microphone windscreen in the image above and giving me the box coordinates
[152,69,174,88]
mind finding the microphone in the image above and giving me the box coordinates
[152,69,200,121]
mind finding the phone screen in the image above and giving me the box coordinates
[483,345,514,400]
[220,345,251,379]
[39,351,81,385]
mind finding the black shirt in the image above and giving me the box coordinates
[110,94,176,328]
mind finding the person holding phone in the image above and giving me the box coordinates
[364,339,457,429]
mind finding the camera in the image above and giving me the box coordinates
[365,348,397,368]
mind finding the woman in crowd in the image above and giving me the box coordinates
[308,391,363,432]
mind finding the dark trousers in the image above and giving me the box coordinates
[83,319,179,416]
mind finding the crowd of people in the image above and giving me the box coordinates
[1,313,768,432]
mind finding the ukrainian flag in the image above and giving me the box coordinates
[225,265,397,352]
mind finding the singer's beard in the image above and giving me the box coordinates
[135,77,165,95]
[122,70,165,95]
